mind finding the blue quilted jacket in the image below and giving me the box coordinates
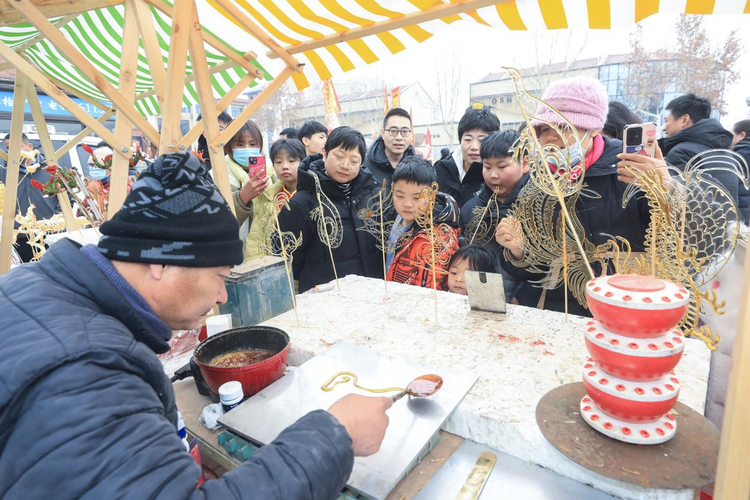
[0,239,354,499]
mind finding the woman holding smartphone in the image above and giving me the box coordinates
[214,120,273,250]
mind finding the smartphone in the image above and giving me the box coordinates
[623,123,657,157]
[248,154,267,179]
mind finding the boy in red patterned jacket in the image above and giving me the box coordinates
[385,157,460,290]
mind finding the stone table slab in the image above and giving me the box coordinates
[261,275,711,500]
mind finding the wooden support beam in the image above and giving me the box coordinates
[212,66,294,149]
[0,76,28,275]
[142,0,267,80]
[267,0,506,58]
[207,0,302,72]
[11,0,160,145]
[0,40,130,158]
[176,70,258,151]
[133,0,167,109]
[0,149,6,162]
[0,13,78,71]
[134,50,258,102]
[55,108,117,158]
[159,0,192,153]
[0,0,123,28]
[188,0,232,211]
[108,0,140,218]
[26,83,79,234]
[715,243,750,499]
[45,72,110,111]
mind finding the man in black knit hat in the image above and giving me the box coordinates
[0,153,391,499]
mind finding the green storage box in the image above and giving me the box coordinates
[220,256,294,327]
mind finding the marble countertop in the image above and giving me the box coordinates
[261,275,711,500]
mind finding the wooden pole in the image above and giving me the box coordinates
[0,13,78,74]
[133,50,259,103]
[0,0,123,27]
[210,0,302,72]
[142,0,267,80]
[133,0,167,109]
[187,0,232,210]
[25,83,79,234]
[265,0,504,59]
[176,71,258,150]
[714,241,750,499]
[108,0,140,218]
[0,41,130,157]
[159,0,192,153]
[10,0,160,145]
[0,76,29,275]
[54,108,117,158]
[211,66,294,150]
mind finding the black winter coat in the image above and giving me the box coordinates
[0,154,60,227]
[434,153,483,208]
[0,239,354,499]
[362,136,415,190]
[279,155,383,292]
[460,175,530,302]
[500,137,651,316]
[732,138,750,225]
[659,118,738,205]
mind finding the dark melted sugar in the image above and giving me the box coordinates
[209,349,276,368]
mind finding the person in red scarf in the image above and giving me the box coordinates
[495,77,654,316]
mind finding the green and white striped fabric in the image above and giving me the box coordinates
[0,4,271,117]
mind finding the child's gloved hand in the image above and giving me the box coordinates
[495,217,523,261]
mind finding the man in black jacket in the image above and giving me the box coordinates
[363,107,415,189]
[0,152,391,499]
[659,93,738,203]
[730,119,750,225]
[279,126,384,293]
[435,106,500,207]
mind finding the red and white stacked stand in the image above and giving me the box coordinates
[580,274,691,445]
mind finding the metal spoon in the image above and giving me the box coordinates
[391,374,444,402]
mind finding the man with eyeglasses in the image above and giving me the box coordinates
[363,107,416,190]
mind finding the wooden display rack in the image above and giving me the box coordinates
[0,1,747,499]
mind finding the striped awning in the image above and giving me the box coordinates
[0,0,746,116]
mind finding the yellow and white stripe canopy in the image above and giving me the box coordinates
[1,0,746,114]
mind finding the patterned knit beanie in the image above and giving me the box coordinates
[530,76,609,131]
[97,152,243,267]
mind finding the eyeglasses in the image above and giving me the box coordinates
[386,127,412,137]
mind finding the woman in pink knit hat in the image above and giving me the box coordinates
[495,76,655,316]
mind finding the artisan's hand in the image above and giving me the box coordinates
[495,217,523,261]
[616,142,670,185]
[239,171,270,205]
[328,394,392,457]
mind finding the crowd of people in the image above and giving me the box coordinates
[1,76,749,498]
[206,78,748,315]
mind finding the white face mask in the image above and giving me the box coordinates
[549,130,589,170]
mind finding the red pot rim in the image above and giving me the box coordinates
[197,342,291,375]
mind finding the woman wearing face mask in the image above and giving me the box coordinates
[215,120,273,244]
[494,77,652,316]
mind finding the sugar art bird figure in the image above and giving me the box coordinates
[465,188,501,247]
[309,171,343,289]
[616,149,750,350]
